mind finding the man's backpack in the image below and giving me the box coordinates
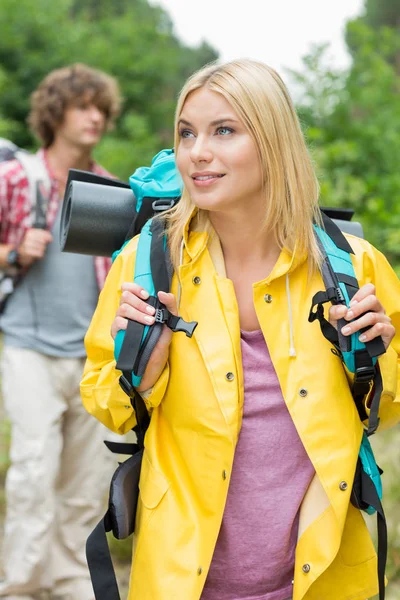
[85,150,388,600]
[0,139,51,314]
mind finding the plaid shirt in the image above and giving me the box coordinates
[0,148,112,290]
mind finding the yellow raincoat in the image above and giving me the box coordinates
[81,219,400,600]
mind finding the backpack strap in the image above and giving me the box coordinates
[115,218,197,394]
[351,435,387,600]
[87,218,196,599]
[86,416,145,600]
[309,213,387,600]
[124,196,178,242]
[309,213,385,435]
[0,150,52,315]
[15,151,51,229]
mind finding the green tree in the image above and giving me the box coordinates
[289,27,400,271]
[346,0,400,73]
[0,0,218,179]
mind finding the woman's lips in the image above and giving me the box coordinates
[191,174,225,187]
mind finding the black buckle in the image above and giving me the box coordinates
[335,286,345,303]
[155,308,167,324]
[155,308,198,337]
[325,286,345,304]
[354,365,375,383]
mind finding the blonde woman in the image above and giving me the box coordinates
[81,59,400,600]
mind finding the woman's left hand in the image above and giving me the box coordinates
[329,283,395,351]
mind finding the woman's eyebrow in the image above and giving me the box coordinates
[210,118,239,126]
[177,117,239,127]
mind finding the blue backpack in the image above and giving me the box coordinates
[310,218,387,599]
[87,149,387,600]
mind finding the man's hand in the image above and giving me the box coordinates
[18,228,53,268]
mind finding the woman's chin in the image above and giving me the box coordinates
[191,192,229,212]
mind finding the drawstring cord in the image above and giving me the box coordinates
[286,273,296,357]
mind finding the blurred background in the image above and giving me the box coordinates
[0,0,399,597]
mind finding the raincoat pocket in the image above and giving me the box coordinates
[139,451,170,509]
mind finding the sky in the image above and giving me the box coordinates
[149,0,365,74]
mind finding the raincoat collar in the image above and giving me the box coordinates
[182,208,308,283]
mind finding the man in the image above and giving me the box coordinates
[0,64,122,600]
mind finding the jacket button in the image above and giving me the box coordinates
[264,293,272,303]
[225,372,235,382]
[192,276,201,285]
[124,405,131,409]
[197,567,203,575]
[222,470,227,480]
[302,563,311,573]
[299,388,308,397]
[339,481,348,491]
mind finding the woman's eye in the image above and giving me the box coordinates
[178,129,194,139]
[216,126,233,136]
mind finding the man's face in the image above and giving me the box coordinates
[56,97,106,149]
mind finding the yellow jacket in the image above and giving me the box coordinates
[82,222,400,600]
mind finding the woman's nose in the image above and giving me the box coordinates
[189,136,213,163]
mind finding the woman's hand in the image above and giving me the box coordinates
[111,282,178,391]
[329,283,395,351]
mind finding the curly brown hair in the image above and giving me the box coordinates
[28,63,122,148]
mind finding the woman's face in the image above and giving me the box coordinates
[176,87,263,214]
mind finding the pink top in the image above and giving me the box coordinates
[201,329,315,600]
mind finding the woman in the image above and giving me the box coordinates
[81,59,400,600]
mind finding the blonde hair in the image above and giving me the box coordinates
[165,58,322,270]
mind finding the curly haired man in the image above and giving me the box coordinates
[0,64,122,600]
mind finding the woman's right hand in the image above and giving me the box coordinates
[111,282,177,392]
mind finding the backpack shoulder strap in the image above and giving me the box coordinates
[309,213,384,435]
[311,214,388,598]
[15,151,51,228]
[114,218,197,394]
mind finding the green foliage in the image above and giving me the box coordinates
[0,0,218,179]
[289,25,400,272]
[354,0,400,35]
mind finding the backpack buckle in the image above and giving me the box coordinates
[154,308,197,337]
[335,286,345,303]
[354,365,375,383]
[352,365,375,401]
[152,198,178,212]
[155,308,167,323]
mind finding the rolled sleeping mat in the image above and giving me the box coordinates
[59,175,365,258]
[321,207,363,238]
[331,219,363,238]
[60,180,137,257]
